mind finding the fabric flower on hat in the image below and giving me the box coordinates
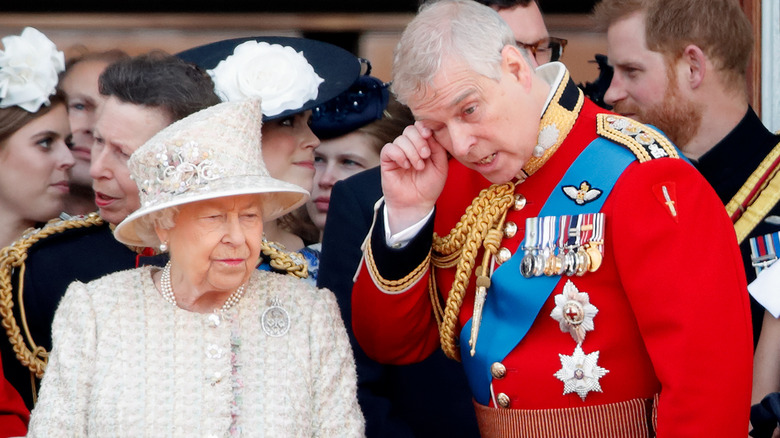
[208,40,324,117]
[0,27,65,113]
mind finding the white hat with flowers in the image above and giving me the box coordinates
[114,98,308,248]
[0,27,65,113]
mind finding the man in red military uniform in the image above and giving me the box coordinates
[350,1,753,436]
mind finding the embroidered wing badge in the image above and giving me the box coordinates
[562,181,602,205]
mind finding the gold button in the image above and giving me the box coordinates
[497,247,512,264]
[514,194,527,211]
[503,221,517,238]
[490,362,507,379]
[497,393,511,408]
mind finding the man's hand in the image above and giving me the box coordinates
[380,121,449,234]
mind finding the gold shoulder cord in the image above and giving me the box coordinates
[430,182,516,360]
[260,239,309,279]
[0,213,103,402]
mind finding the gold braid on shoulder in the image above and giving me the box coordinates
[260,239,309,279]
[430,182,516,360]
[0,213,104,382]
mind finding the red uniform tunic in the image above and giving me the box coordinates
[0,350,28,437]
[352,71,752,437]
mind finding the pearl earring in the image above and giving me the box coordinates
[159,241,168,252]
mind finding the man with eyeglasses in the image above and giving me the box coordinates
[476,0,566,66]
[316,1,566,437]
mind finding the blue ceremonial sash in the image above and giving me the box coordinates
[460,137,636,405]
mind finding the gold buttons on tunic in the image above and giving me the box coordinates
[496,393,511,409]
[503,222,517,239]
[490,362,507,379]
[514,194,527,211]
[497,248,512,264]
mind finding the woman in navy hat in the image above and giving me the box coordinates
[283,77,414,282]
[178,37,361,284]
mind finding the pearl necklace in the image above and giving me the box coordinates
[160,261,246,312]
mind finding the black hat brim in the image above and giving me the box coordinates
[177,36,361,121]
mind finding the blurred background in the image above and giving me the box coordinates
[0,0,771,125]
[0,1,605,88]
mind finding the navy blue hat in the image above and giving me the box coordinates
[177,36,361,121]
[310,73,390,140]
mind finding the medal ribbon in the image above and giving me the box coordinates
[591,213,605,255]
[750,231,780,275]
[579,213,594,246]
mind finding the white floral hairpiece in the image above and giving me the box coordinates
[0,27,65,113]
[207,40,324,117]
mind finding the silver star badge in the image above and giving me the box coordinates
[550,280,598,343]
[554,343,608,401]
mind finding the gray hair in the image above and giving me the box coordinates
[134,206,179,249]
[392,0,518,105]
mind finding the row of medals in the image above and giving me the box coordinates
[519,213,605,278]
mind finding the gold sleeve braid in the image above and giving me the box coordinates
[431,182,516,360]
[364,237,432,292]
[0,213,104,385]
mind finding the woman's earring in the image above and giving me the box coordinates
[159,241,168,252]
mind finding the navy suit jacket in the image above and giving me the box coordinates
[318,166,479,438]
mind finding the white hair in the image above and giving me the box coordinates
[134,206,179,249]
[391,0,520,105]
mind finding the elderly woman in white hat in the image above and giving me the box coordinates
[178,36,362,283]
[26,98,364,437]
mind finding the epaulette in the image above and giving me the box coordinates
[596,114,679,163]
[0,212,104,381]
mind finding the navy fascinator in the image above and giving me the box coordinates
[310,65,390,140]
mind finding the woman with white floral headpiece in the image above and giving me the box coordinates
[26,97,364,436]
[178,37,362,283]
[0,27,74,248]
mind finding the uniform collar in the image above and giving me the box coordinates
[519,63,584,179]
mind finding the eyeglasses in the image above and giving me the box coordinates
[516,37,568,64]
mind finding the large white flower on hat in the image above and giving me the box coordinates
[208,40,324,117]
[0,27,65,112]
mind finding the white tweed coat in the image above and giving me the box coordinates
[27,266,364,437]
